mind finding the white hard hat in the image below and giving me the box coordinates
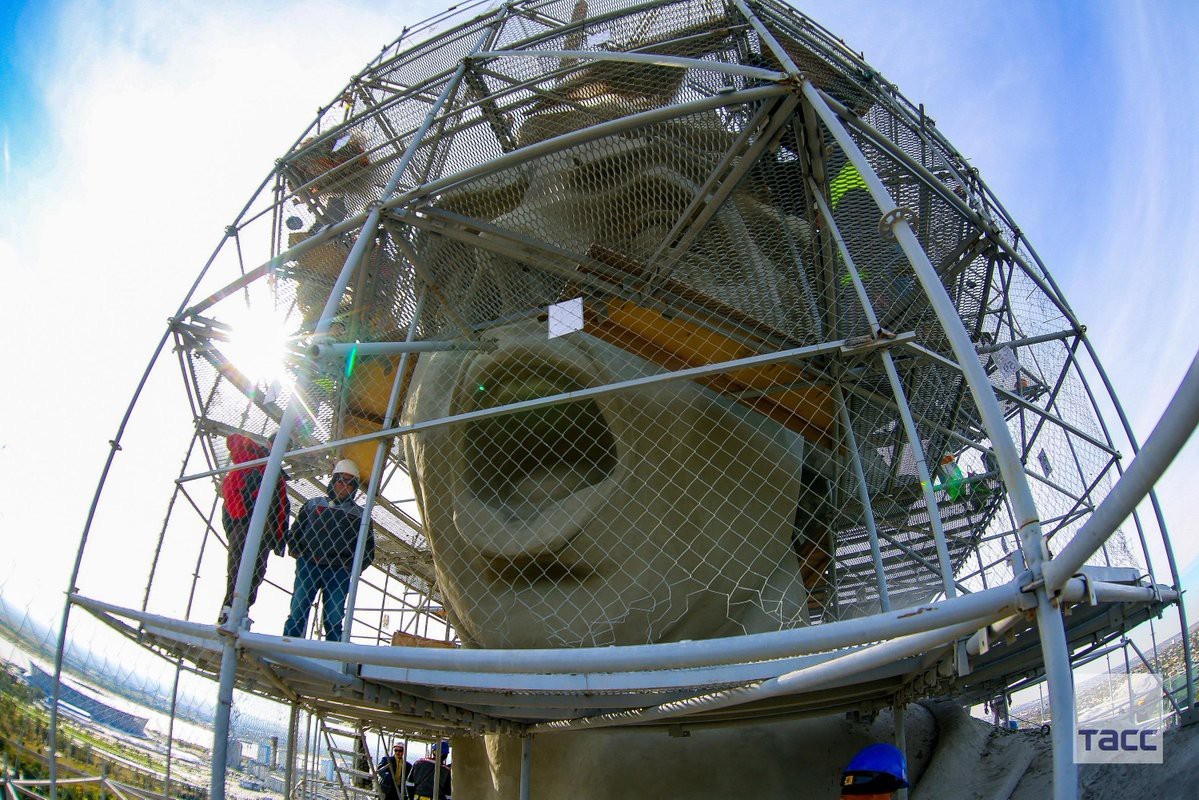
[332,459,360,479]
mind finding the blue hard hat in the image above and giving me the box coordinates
[841,743,908,795]
[434,740,450,756]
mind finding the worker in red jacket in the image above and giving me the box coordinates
[220,433,290,624]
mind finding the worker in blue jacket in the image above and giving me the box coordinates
[283,459,373,641]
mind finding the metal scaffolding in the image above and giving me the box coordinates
[47,2,1196,799]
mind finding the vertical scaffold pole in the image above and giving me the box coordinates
[432,744,444,800]
[520,737,533,800]
[806,95,957,600]
[835,389,890,611]
[285,704,300,800]
[878,351,958,598]
[343,289,428,645]
[304,710,316,800]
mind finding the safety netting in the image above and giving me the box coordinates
[58,0,1169,772]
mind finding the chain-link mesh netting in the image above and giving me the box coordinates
[49,2,1176,788]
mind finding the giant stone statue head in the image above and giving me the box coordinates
[400,104,832,648]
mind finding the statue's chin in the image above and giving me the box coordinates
[450,705,940,800]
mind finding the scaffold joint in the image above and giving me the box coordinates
[879,206,917,241]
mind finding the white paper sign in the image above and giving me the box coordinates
[548,297,585,338]
[993,345,1021,378]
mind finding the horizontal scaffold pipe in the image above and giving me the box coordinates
[310,339,495,358]
[75,587,1011,674]
[178,334,877,483]
[1042,351,1199,592]
[232,578,1151,674]
[530,617,992,733]
[975,328,1082,355]
[356,649,854,693]
[963,579,1180,658]
[472,48,786,82]
[261,649,357,688]
[72,593,221,640]
[73,579,1172,687]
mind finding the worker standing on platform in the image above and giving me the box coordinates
[378,742,409,800]
[283,459,373,641]
[219,433,289,625]
[408,741,451,800]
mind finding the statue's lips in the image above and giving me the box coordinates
[453,481,616,583]
[453,344,621,580]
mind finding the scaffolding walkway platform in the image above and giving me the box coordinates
[71,569,1173,737]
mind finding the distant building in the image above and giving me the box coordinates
[229,740,244,768]
[25,662,149,738]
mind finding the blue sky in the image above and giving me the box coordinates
[1,1,51,233]
[1,0,1197,659]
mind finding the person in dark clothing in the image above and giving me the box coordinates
[220,433,290,624]
[282,458,373,641]
[377,742,409,800]
[407,741,450,800]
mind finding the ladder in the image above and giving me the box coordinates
[320,717,378,800]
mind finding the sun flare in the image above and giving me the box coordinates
[221,305,296,388]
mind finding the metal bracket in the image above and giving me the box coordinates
[973,625,991,657]
[1015,569,1041,611]
[1075,572,1098,606]
[879,206,917,241]
[955,639,973,678]
[839,329,911,356]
